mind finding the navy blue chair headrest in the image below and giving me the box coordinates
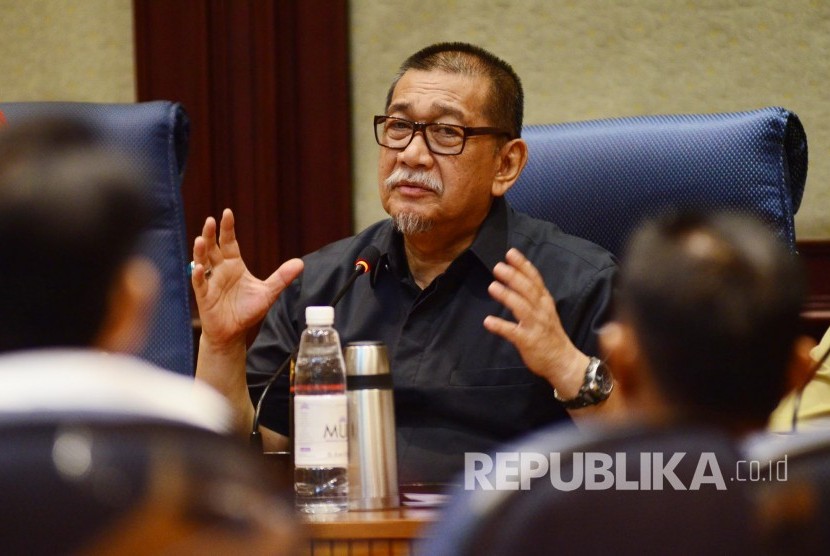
[507,107,807,256]
[0,101,193,375]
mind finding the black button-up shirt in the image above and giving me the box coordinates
[247,197,617,483]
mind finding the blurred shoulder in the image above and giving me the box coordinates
[0,349,233,434]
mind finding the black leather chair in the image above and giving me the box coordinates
[0,417,298,554]
[742,430,830,553]
[0,101,193,375]
[507,107,807,257]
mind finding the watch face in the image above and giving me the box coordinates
[596,362,614,396]
[558,359,613,408]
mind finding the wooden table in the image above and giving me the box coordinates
[299,507,438,556]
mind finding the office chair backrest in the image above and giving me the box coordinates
[0,348,299,554]
[0,101,193,375]
[507,107,808,257]
[742,430,830,552]
[0,419,297,554]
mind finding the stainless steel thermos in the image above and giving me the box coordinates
[344,341,399,510]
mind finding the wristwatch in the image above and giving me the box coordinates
[553,357,614,409]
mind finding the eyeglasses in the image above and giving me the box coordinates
[374,115,512,156]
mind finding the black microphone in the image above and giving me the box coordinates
[249,245,381,449]
[330,246,381,306]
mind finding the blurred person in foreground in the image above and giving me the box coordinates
[0,115,299,555]
[422,210,817,555]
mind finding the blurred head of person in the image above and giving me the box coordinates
[602,210,815,433]
[0,115,159,354]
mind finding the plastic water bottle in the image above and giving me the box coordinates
[293,306,349,513]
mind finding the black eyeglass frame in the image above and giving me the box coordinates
[373,115,513,156]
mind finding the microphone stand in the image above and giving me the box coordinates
[249,246,381,450]
[249,354,292,451]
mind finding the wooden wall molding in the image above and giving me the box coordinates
[797,240,830,339]
[133,0,352,280]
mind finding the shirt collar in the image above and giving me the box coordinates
[370,223,401,286]
[467,196,509,273]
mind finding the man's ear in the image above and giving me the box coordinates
[784,335,820,395]
[95,257,160,354]
[491,138,528,198]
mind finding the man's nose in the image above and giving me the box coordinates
[397,131,434,168]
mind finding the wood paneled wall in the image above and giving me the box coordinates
[133,0,352,280]
[798,240,830,341]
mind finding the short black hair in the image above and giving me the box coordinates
[0,117,152,351]
[385,42,524,139]
[618,211,806,425]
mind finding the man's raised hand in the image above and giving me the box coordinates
[192,208,303,347]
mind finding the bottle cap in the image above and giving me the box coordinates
[305,306,334,326]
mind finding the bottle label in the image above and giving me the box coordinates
[294,394,348,467]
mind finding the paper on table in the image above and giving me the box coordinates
[401,492,451,507]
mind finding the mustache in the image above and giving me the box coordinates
[383,168,443,195]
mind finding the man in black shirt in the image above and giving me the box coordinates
[193,42,619,482]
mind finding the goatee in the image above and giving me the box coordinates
[392,212,434,235]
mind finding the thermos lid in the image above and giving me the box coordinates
[344,341,390,377]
